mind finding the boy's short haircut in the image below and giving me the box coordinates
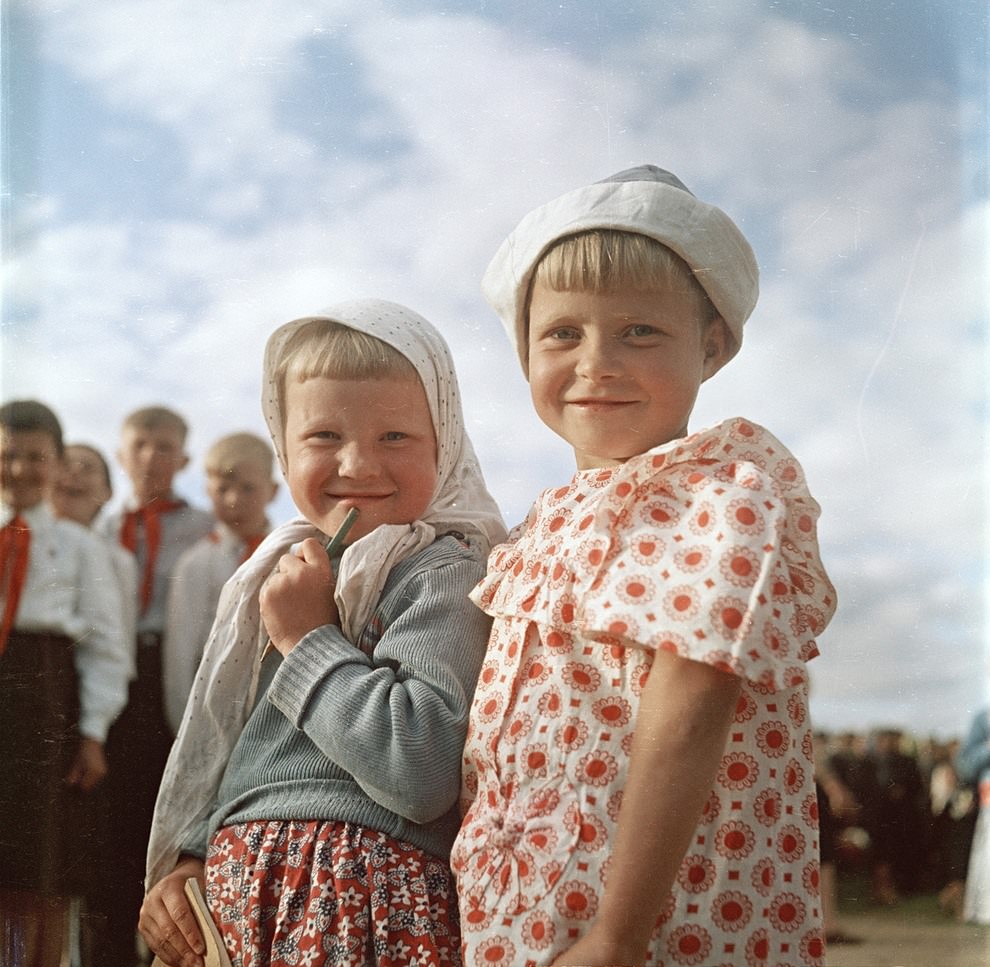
[271,319,418,423]
[205,432,275,477]
[530,230,719,326]
[0,399,64,456]
[123,406,189,443]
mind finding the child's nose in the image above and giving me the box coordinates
[336,442,377,478]
[575,336,622,380]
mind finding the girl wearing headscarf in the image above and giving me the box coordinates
[140,300,505,966]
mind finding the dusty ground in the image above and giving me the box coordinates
[825,890,989,967]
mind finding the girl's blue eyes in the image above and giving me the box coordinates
[310,431,408,441]
[545,324,661,340]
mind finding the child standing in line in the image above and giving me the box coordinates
[51,441,140,958]
[140,299,505,966]
[52,442,140,643]
[452,166,837,967]
[163,431,279,734]
[98,407,214,967]
[0,401,132,967]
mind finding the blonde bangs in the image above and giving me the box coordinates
[533,230,716,320]
[274,319,418,416]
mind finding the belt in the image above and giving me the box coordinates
[137,631,163,649]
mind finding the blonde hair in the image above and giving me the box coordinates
[271,319,419,421]
[530,229,718,322]
[123,405,189,442]
[205,432,274,478]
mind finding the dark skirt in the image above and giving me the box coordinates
[0,630,101,895]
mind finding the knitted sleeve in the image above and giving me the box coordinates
[268,541,490,824]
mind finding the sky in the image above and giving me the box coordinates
[2,0,987,738]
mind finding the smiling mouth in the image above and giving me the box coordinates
[567,398,636,408]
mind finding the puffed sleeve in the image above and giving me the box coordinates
[577,420,836,691]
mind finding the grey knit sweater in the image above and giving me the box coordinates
[182,535,490,862]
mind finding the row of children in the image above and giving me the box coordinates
[0,401,282,965]
[3,164,838,967]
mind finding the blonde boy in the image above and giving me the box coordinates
[97,406,213,967]
[163,431,278,733]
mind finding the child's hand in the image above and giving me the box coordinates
[260,537,338,655]
[65,737,108,792]
[550,927,643,966]
[139,855,207,967]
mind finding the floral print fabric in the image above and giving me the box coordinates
[206,820,462,966]
[453,419,836,966]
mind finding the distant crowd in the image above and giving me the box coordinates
[814,724,985,926]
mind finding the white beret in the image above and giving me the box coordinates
[481,165,759,373]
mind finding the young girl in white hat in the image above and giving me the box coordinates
[453,167,837,967]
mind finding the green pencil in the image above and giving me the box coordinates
[325,507,360,556]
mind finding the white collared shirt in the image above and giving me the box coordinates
[99,497,214,634]
[2,501,134,741]
[162,521,269,734]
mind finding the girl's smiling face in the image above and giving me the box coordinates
[282,374,438,543]
[527,281,730,470]
[51,444,112,525]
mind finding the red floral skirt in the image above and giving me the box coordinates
[205,820,462,966]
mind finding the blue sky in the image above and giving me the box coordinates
[2,0,987,737]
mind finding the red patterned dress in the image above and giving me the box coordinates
[452,419,836,967]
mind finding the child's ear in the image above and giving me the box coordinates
[267,481,279,503]
[701,317,732,381]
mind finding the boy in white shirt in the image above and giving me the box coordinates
[163,431,278,734]
[0,400,131,966]
[97,406,213,967]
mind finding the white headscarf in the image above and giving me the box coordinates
[482,164,760,374]
[146,298,505,886]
